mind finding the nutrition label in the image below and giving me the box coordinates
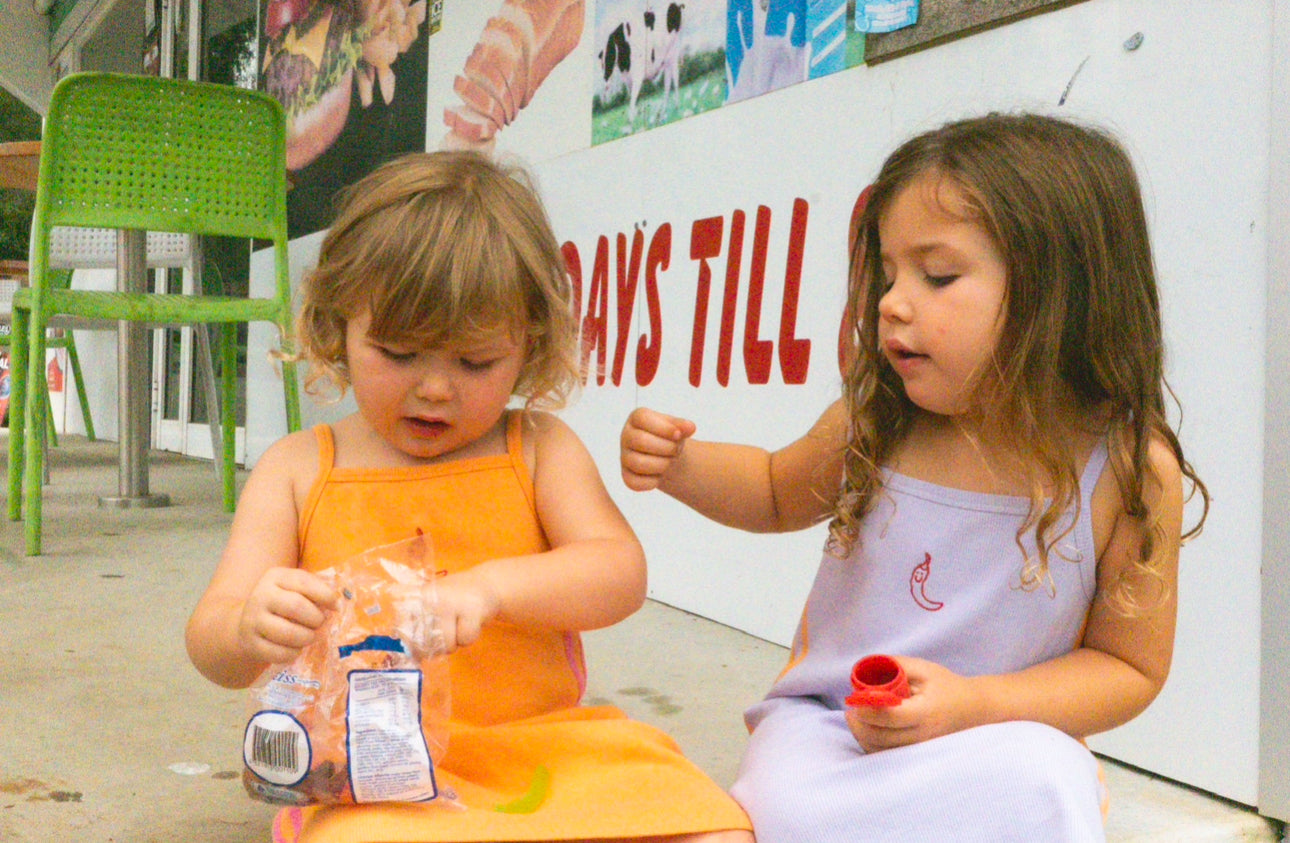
[346,670,438,803]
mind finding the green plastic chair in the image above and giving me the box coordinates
[7,72,302,555]
[1,270,97,446]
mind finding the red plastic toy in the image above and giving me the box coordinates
[845,654,910,708]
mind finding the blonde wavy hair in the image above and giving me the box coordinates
[293,151,580,410]
[835,112,1208,607]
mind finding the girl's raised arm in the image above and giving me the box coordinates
[185,431,335,689]
[437,412,648,638]
[620,399,848,533]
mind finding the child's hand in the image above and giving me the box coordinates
[620,407,698,492]
[429,570,502,654]
[844,657,980,753]
[237,567,338,666]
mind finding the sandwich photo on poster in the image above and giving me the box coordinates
[259,0,435,239]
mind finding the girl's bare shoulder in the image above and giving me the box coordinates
[520,409,582,467]
[1090,430,1184,559]
[253,426,321,478]
[245,425,326,514]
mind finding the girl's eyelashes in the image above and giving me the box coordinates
[459,357,498,373]
[375,344,417,362]
[876,265,959,290]
[372,340,502,373]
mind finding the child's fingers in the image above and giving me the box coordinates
[271,586,333,631]
[453,612,484,650]
[244,636,306,667]
[621,465,663,492]
[429,574,496,654]
[621,417,694,462]
[626,407,696,445]
[621,450,686,490]
[275,567,340,613]
[254,611,318,652]
[844,705,919,752]
[671,416,698,440]
[430,609,483,655]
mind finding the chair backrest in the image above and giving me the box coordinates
[48,228,192,270]
[31,73,288,246]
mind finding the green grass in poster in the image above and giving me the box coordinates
[592,55,727,146]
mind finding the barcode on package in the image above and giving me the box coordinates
[243,711,311,786]
[251,724,299,771]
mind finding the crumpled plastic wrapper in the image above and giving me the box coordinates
[242,533,453,807]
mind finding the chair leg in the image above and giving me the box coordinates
[6,308,28,522]
[23,315,48,555]
[279,318,301,433]
[283,359,301,433]
[42,380,58,449]
[63,334,95,441]
[220,324,237,512]
[193,323,223,481]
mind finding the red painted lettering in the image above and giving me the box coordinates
[612,229,646,386]
[637,224,669,385]
[561,241,582,330]
[583,235,610,385]
[743,206,773,385]
[688,217,724,387]
[779,198,811,385]
[717,210,745,386]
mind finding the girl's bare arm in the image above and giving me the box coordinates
[434,412,648,644]
[620,399,848,533]
[184,431,333,689]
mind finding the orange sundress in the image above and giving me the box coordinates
[279,413,751,842]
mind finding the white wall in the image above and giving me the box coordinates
[0,3,55,114]
[249,0,1277,810]
[1260,0,1290,822]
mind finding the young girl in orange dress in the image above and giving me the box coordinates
[186,150,753,843]
[621,113,1209,841]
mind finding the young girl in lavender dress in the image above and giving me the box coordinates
[621,113,1209,842]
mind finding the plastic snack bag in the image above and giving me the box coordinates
[242,534,453,807]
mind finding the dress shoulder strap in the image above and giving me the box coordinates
[1078,438,1111,503]
[504,411,538,512]
[314,424,336,472]
[297,425,336,544]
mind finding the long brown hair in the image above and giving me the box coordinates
[835,112,1208,603]
[294,151,580,409]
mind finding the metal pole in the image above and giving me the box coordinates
[99,229,168,509]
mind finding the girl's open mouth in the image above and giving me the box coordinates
[407,418,449,436]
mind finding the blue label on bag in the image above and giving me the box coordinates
[338,634,410,658]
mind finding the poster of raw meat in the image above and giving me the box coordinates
[437,0,587,155]
[591,0,727,145]
[727,0,864,104]
[259,0,437,239]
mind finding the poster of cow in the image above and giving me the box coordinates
[592,0,726,142]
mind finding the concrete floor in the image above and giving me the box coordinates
[0,436,1283,842]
